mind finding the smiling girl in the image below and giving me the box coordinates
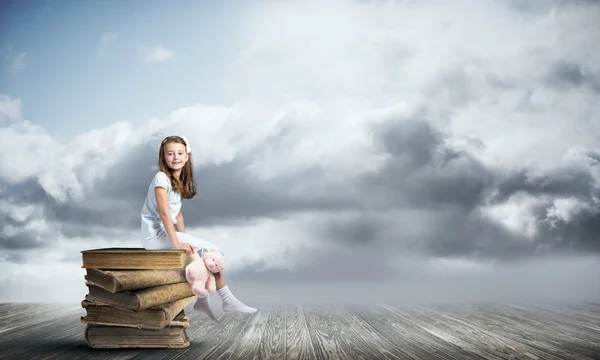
[140,135,257,322]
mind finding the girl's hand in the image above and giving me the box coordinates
[175,242,195,255]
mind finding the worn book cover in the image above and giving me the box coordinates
[85,268,187,293]
[85,281,194,311]
[81,296,194,329]
[84,322,190,349]
[81,248,193,270]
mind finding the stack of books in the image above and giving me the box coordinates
[80,248,196,349]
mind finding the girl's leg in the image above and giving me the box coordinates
[213,272,257,314]
[176,231,225,255]
[174,231,222,321]
[176,232,257,315]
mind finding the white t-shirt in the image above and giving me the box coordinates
[140,171,182,241]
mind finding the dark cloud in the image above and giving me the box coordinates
[586,150,600,165]
[373,116,442,165]
[2,117,600,268]
[182,145,359,226]
[0,231,47,250]
[0,178,144,252]
[308,117,599,263]
[209,115,541,278]
[0,180,48,250]
[227,246,400,283]
[546,61,600,93]
[533,205,600,254]
[491,165,598,204]
[1,250,29,264]
[418,209,534,260]
[322,214,381,246]
[1,178,49,204]
[314,207,533,262]
[487,159,600,255]
[92,138,358,227]
[94,142,158,206]
[362,118,493,211]
[0,136,359,253]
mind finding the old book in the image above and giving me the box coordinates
[84,323,190,349]
[81,248,193,270]
[85,268,187,293]
[85,281,194,311]
[81,296,195,330]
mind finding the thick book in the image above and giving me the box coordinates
[85,281,194,311]
[81,248,193,270]
[84,323,190,349]
[81,296,195,330]
[85,268,187,293]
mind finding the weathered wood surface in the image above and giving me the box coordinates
[0,302,599,359]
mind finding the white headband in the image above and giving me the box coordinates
[179,135,192,154]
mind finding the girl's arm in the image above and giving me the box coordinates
[155,187,194,254]
[175,209,185,232]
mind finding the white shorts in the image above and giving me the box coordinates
[142,230,225,256]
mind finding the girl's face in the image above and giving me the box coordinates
[163,142,188,171]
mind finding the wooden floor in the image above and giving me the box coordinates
[0,302,599,360]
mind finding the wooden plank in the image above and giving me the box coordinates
[184,309,256,359]
[438,303,599,360]
[407,304,568,360]
[285,304,316,360]
[492,303,600,360]
[523,304,600,332]
[0,303,74,334]
[0,304,82,341]
[345,304,450,360]
[503,303,600,338]
[0,305,99,360]
[302,304,356,360]
[256,304,286,360]
[364,304,485,360]
[2,302,600,360]
[344,305,430,359]
[212,305,271,360]
[337,304,418,360]
[580,302,600,313]
[332,304,404,360]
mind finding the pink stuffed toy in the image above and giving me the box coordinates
[185,248,225,298]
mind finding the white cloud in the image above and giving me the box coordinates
[96,32,118,56]
[226,0,600,168]
[224,0,600,225]
[1,0,600,302]
[144,43,174,63]
[0,121,60,184]
[546,197,595,224]
[10,52,26,72]
[481,193,546,240]
[0,95,22,124]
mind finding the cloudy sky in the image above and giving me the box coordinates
[1,0,600,304]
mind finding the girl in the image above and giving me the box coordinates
[140,135,257,322]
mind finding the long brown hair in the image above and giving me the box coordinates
[158,136,197,199]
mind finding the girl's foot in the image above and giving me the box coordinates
[193,296,220,322]
[218,285,258,314]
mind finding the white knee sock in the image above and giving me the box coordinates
[193,295,220,322]
[218,285,257,314]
